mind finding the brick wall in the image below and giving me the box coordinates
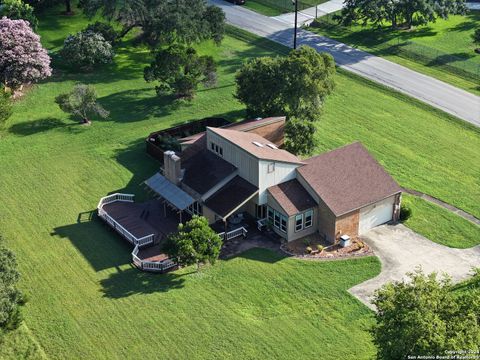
[334,210,360,241]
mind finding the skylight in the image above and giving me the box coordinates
[252,141,264,147]
[266,143,278,149]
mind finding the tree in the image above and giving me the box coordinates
[235,46,335,119]
[0,17,51,93]
[84,21,118,44]
[0,238,24,334]
[163,216,222,271]
[372,269,480,359]
[336,0,467,29]
[60,30,115,71]
[473,28,480,52]
[79,0,225,45]
[0,90,12,128]
[0,0,38,30]
[284,117,317,156]
[144,44,217,99]
[55,84,109,124]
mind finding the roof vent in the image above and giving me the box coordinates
[255,117,262,121]
[252,141,264,147]
[266,143,278,149]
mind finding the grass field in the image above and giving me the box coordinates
[244,0,329,16]
[310,11,480,95]
[0,5,479,359]
[401,195,480,249]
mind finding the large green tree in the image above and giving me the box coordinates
[0,238,24,335]
[79,0,225,45]
[163,216,222,271]
[337,0,467,29]
[372,269,480,359]
[144,43,216,99]
[235,46,335,155]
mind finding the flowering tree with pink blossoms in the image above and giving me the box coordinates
[0,17,52,93]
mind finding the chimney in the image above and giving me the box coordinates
[163,150,182,185]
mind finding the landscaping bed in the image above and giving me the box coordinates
[282,234,373,260]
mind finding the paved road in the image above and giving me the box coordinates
[274,0,344,25]
[210,0,480,127]
[349,224,480,309]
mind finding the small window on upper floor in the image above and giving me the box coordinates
[267,162,275,173]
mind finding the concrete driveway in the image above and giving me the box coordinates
[349,224,480,309]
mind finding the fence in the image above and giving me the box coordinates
[132,245,178,273]
[311,16,480,82]
[218,227,248,241]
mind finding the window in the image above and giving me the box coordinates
[295,214,303,232]
[256,204,266,219]
[268,206,288,233]
[305,210,313,228]
[210,142,223,157]
[187,202,203,216]
[274,212,280,228]
[267,207,274,222]
[280,215,287,233]
[267,162,275,173]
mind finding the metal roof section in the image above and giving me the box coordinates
[145,172,194,211]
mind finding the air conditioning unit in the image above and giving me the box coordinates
[339,235,351,248]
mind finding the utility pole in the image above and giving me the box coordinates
[293,0,298,49]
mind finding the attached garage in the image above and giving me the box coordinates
[359,196,396,235]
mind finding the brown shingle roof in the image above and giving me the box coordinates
[182,149,237,196]
[207,127,304,164]
[297,142,402,216]
[204,176,258,219]
[267,179,317,216]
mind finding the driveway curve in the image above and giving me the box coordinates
[349,224,480,309]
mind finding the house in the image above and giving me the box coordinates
[142,125,402,243]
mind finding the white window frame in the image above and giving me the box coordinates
[304,210,313,228]
[295,214,304,232]
[267,162,275,173]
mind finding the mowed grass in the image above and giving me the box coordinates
[245,0,330,16]
[0,6,479,359]
[401,195,480,249]
[310,11,480,95]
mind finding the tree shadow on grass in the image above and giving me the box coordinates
[426,52,477,67]
[99,88,184,123]
[8,117,70,136]
[52,211,133,272]
[99,267,187,299]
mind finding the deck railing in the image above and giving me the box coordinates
[132,245,177,273]
[218,227,248,241]
[97,193,155,247]
[257,218,267,231]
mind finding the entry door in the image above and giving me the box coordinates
[256,204,266,219]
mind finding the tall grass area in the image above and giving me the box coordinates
[0,6,479,359]
[310,11,480,95]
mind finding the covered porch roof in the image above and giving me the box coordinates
[145,172,194,211]
[204,176,258,221]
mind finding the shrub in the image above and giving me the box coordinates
[84,22,118,44]
[305,246,312,254]
[316,244,324,252]
[156,135,181,152]
[60,30,114,71]
[400,203,412,221]
[0,0,38,30]
[356,240,364,249]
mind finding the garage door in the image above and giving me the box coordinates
[359,196,395,234]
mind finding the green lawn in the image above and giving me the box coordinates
[245,0,330,16]
[401,195,480,249]
[309,11,480,95]
[1,5,480,359]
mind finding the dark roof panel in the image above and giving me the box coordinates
[297,142,402,216]
[205,176,258,219]
[267,179,317,216]
[182,149,237,195]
